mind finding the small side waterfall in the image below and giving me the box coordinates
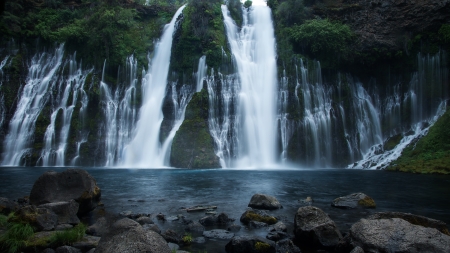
[39,53,92,166]
[278,69,294,163]
[1,45,64,166]
[195,55,207,92]
[122,5,186,168]
[222,3,278,167]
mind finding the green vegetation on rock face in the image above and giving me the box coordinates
[388,108,450,174]
[170,88,220,168]
[0,222,34,253]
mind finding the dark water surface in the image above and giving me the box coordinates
[1,167,450,252]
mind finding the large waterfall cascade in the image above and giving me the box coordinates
[222,3,279,168]
[121,5,186,168]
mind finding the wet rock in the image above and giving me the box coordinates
[39,200,80,225]
[240,209,277,225]
[298,196,314,206]
[266,231,289,242]
[294,206,342,249]
[248,193,282,210]
[350,246,364,253]
[168,242,179,251]
[55,224,73,230]
[29,169,101,215]
[225,235,276,253]
[0,197,19,215]
[275,239,301,253]
[55,246,82,253]
[367,211,450,235]
[249,220,268,229]
[162,229,181,244]
[217,212,234,224]
[347,218,450,253]
[185,220,205,232]
[227,224,242,232]
[95,218,171,253]
[143,223,161,234]
[166,215,180,221]
[156,213,166,221]
[331,193,376,209]
[203,229,234,240]
[193,236,206,244]
[199,212,234,226]
[136,216,153,225]
[72,235,100,251]
[13,205,57,231]
[269,221,287,232]
[119,210,132,217]
[86,217,108,236]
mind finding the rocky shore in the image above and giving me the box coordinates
[1,169,449,253]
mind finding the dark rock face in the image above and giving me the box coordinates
[240,209,278,225]
[294,206,342,249]
[317,0,450,52]
[95,218,171,253]
[275,239,302,253]
[248,193,282,210]
[55,246,81,253]
[0,197,19,215]
[170,89,220,168]
[86,217,108,236]
[14,205,58,231]
[367,211,450,235]
[347,218,450,252]
[225,235,276,253]
[199,212,234,226]
[29,169,101,215]
[185,220,205,232]
[161,229,181,244]
[39,200,80,225]
[331,193,376,209]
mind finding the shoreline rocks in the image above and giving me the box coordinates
[248,193,282,210]
[331,192,376,209]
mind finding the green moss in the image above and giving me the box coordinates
[255,241,271,252]
[358,196,376,208]
[244,211,277,225]
[387,108,450,174]
[384,134,403,151]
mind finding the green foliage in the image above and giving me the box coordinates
[290,19,353,67]
[49,223,87,246]
[0,214,8,227]
[388,108,450,174]
[244,0,252,8]
[0,223,34,253]
[255,241,271,252]
[182,233,193,245]
[275,0,308,26]
[227,0,243,27]
[438,24,450,43]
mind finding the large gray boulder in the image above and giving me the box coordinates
[294,206,342,249]
[331,193,376,209]
[39,200,80,225]
[367,212,450,236]
[95,218,171,253]
[248,193,282,210]
[347,218,450,253]
[29,169,101,215]
[225,235,276,253]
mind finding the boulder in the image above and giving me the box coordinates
[0,197,19,215]
[95,218,171,253]
[185,220,205,232]
[275,239,301,253]
[136,216,153,225]
[227,224,242,232]
[143,223,161,234]
[199,212,234,226]
[350,246,364,253]
[294,206,342,249]
[203,229,234,240]
[39,200,80,225]
[249,221,268,229]
[269,221,287,232]
[331,193,376,209]
[86,217,108,236]
[29,169,101,215]
[240,209,277,225]
[162,229,181,244]
[367,212,450,235]
[266,231,289,241]
[225,235,276,253]
[347,218,450,253]
[248,193,282,210]
[13,205,58,231]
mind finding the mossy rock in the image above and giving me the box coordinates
[240,210,277,225]
[332,193,376,209]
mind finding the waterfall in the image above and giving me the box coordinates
[278,69,294,163]
[222,3,278,167]
[1,45,64,166]
[196,55,207,92]
[101,56,138,167]
[122,5,186,168]
[0,55,10,128]
[39,53,92,166]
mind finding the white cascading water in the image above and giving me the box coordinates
[196,55,207,92]
[1,45,64,166]
[101,56,138,167]
[278,69,294,163]
[39,53,92,166]
[70,75,90,166]
[122,5,186,168]
[222,3,278,168]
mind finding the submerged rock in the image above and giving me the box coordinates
[225,235,275,253]
[347,218,450,252]
[248,193,282,210]
[95,218,171,253]
[294,206,342,249]
[331,193,376,209]
[29,169,101,215]
[203,229,234,240]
